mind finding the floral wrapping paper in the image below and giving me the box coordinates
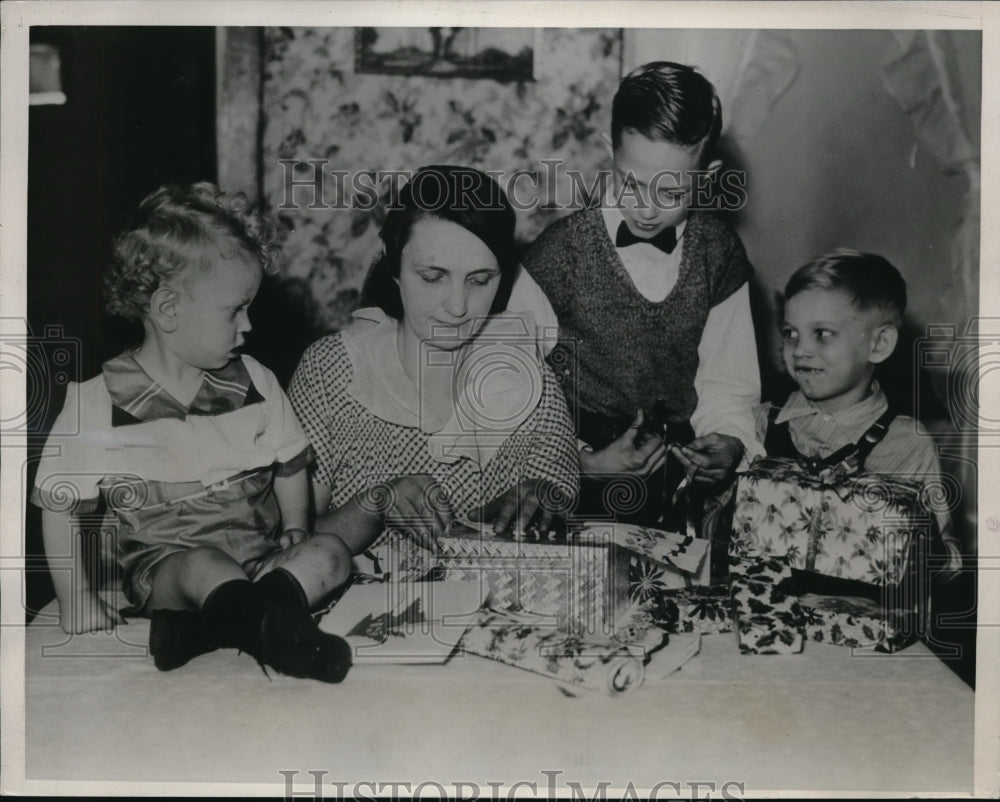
[729,555,805,654]
[732,457,932,586]
[616,584,733,639]
[798,593,917,653]
[591,523,709,576]
[458,610,646,695]
[665,585,734,635]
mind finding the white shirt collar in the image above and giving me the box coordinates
[776,381,887,425]
[342,307,544,467]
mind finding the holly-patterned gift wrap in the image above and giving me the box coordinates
[665,585,734,634]
[625,583,733,635]
[798,593,918,652]
[732,457,933,587]
[729,555,805,654]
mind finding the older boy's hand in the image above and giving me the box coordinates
[580,410,667,478]
[669,434,744,488]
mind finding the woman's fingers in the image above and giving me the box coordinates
[422,479,454,539]
[386,475,453,546]
[515,489,541,535]
[493,488,523,535]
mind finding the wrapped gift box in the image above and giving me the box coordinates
[736,613,805,654]
[433,524,630,635]
[368,523,708,635]
[798,593,918,653]
[729,555,805,654]
[732,457,933,587]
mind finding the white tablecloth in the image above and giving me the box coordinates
[22,597,973,795]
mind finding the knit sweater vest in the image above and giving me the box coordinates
[521,207,752,424]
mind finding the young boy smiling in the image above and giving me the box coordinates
[760,249,962,570]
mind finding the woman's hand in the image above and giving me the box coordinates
[469,478,562,537]
[580,410,667,479]
[60,590,123,635]
[380,474,454,551]
[668,433,744,487]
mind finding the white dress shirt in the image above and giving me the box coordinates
[507,202,764,462]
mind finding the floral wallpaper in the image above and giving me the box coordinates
[261,27,623,330]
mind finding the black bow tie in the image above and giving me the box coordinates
[615,221,678,254]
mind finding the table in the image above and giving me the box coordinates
[21,598,974,795]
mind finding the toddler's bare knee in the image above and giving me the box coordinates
[312,534,352,588]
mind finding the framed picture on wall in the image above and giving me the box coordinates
[355,27,536,81]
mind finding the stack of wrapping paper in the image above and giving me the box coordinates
[619,563,919,654]
[458,608,701,695]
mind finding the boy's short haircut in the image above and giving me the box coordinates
[784,249,907,328]
[104,182,277,322]
[611,61,723,162]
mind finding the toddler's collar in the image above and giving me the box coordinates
[102,351,260,425]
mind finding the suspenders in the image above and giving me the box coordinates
[764,404,897,479]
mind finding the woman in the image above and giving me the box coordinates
[288,166,579,567]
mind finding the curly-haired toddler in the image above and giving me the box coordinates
[31,182,353,682]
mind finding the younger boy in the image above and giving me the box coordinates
[509,61,762,528]
[31,183,354,682]
[762,249,962,570]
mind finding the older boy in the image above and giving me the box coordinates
[509,61,762,528]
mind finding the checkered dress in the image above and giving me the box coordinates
[288,333,579,517]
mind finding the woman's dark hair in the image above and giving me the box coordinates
[360,165,517,319]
